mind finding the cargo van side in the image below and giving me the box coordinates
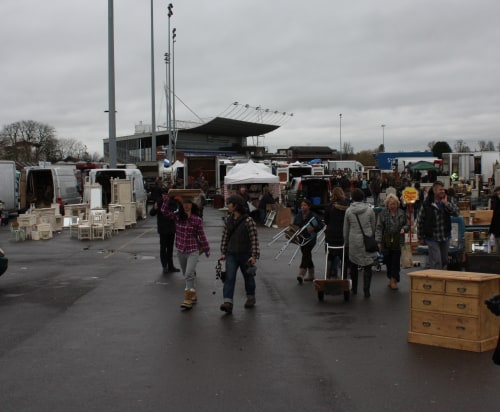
[0,160,19,217]
[86,168,147,219]
[20,167,81,212]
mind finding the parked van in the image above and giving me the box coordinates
[20,166,82,213]
[0,160,20,218]
[85,168,147,219]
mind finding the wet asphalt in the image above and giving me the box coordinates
[0,205,499,412]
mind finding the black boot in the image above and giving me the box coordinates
[363,266,372,298]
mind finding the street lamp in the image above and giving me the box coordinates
[381,124,386,152]
[166,3,173,163]
[339,113,342,160]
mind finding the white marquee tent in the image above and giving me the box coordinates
[223,160,281,202]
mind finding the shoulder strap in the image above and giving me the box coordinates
[355,214,366,236]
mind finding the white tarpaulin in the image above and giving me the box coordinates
[224,160,278,185]
[223,160,281,204]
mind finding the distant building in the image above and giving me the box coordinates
[277,146,337,163]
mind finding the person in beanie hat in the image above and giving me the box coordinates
[161,197,210,310]
[219,194,260,314]
[149,187,180,274]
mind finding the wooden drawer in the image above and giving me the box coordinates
[411,311,479,340]
[445,280,479,296]
[411,278,444,293]
[412,292,479,316]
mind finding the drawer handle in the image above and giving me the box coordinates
[422,300,432,305]
[422,321,431,327]
[456,287,467,293]
[457,303,466,310]
[456,326,466,331]
[423,284,432,290]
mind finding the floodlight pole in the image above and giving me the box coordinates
[339,113,342,160]
[107,0,117,168]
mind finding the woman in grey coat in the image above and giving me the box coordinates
[343,188,377,297]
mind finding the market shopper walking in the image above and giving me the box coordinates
[293,199,324,284]
[344,188,377,297]
[488,186,500,256]
[417,181,459,269]
[149,188,180,274]
[161,198,210,310]
[219,194,260,314]
[375,194,409,290]
[324,187,349,278]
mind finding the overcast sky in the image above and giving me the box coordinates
[1,0,499,157]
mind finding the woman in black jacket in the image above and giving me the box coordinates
[324,187,349,278]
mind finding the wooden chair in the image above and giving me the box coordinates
[90,211,105,240]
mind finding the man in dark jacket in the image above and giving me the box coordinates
[417,181,459,269]
[489,186,500,256]
[149,188,180,274]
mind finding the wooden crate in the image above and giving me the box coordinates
[408,270,500,352]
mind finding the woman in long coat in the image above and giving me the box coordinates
[343,188,377,297]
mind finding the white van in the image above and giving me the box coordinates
[86,168,147,219]
[0,160,20,217]
[20,166,82,213]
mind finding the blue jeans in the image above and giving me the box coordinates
[426,239,450,269]
[177,251,199,290]
[223,253,255,303]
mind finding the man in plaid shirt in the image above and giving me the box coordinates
[417,181,459,269]
[219,194,260,314]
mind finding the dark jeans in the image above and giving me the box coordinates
[300,242,315,269]
[385,249,402,282]
[223,253,256,303]
[159,232,175,269]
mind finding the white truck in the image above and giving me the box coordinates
[0,160,19,218]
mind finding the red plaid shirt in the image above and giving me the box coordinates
[161,201,210,255]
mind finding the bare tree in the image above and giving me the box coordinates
[478,140,496,151]
[0,120,57,162]
[342,142,354,158]
[454,139,471,153]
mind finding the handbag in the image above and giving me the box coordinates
[215,259,226,283]
[355,214,378,253]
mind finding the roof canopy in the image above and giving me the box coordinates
[409,160,438,171]
[185,117,279,138]
[224,160,279,185]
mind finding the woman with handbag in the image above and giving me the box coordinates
[343,188,377,297]
[375,194,409,290]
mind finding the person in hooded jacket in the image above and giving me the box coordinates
[343,188,377,297]
[324,187,349,278]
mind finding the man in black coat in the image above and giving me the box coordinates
[150,188,180,274]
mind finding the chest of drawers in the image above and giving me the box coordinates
[408,270,500,352]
